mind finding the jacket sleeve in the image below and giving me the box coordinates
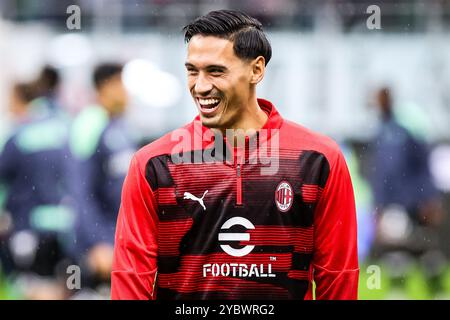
[310,150,359,300]
[0,137,18,183]
[69,156,117,252]
[111,155,159,300]
[0,138,17,210]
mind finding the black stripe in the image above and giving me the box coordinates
[299,150,330,188]
[158,256,181,274]
[145,155,174,190]
[291,252,313,271]
[158,205,191,221]
[291,196,316,227]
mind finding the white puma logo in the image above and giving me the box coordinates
[183,190,208,211]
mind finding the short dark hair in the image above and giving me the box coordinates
[93,63,123,89]
[33,65,60,97]
[39,66,60,90]
[183,10,272,66]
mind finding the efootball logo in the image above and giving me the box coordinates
[202,217,276,278]
[218,217,255,257]
[275,181,293,212]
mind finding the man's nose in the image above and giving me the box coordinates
[194,73,213,95]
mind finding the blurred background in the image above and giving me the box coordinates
[1,0,450,300]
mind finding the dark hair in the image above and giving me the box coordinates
[93,63,123,89]
[34,65,60,97]
[183,10,272,66]
[40,66,60,89]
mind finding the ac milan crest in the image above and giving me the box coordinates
[275,181,294,212]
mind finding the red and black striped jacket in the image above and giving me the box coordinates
[111,99,359,300]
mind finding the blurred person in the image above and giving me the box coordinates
[0,83,36,269]
[370,87,444,231]
[0,78,73,299]
[112,10,358,300]
[68,63,136,294]
[32,66,70,119]
[341,142,376,263]
[368,86,446,298]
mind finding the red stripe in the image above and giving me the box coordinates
[236,175,242,205]
[155,187,177,205]
[247,226,314,252]
[287,270,310,280]
[158,224,314,256]
[158,274,289,296]
[168,163,233,182]
[301,184,323,203]
[236,161,243,205]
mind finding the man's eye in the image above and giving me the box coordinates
[209,70,223,75]
[187,69,198,75]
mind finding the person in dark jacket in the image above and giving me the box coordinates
[0,71,73,290]
[68,63,136,288]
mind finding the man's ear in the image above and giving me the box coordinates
[250,56,265,84]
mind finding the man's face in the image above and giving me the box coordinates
[99,74,128,116]
[185,35,254,130]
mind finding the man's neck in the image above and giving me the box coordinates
[97,97,115,119]
[218,98,269,145]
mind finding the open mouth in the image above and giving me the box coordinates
[197,97,221,115]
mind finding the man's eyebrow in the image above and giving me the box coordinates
[184,63,227,70]
[206,65,227,71]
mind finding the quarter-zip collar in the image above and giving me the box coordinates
[192,98,284,148]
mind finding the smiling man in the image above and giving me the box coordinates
[184,28,269,133]
[111,10,359,300]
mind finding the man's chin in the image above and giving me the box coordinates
[200,118,219,129]
[199,114,220,128]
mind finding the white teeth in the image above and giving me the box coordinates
[199,98,220,105]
